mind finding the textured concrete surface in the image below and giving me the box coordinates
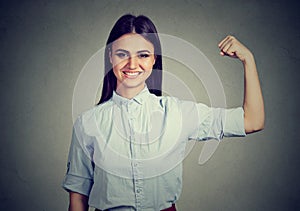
[0,0,299,210]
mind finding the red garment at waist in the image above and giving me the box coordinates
[162,204,176,211]
[95,204,176,211]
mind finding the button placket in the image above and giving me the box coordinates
[128,102,145,210]
[126,102,136,159]
[132,160,144,210]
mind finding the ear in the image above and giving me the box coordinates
[153,54,157,66]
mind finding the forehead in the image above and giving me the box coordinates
[112,33,154,52]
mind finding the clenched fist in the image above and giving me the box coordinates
[218,35,253,63]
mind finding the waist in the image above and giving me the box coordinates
[162,204,176,211]
[95,204,176,211]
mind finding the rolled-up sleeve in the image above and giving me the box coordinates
[62,117,94,196]
[224,107,246,137]
[186,102,246,141]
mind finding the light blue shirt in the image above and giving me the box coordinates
[62,87,246,211]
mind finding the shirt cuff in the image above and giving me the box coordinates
[224,107,246,137]
[62,174,93,196]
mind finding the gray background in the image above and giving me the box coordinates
[1,0,299,210]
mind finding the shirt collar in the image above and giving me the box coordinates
[112,86,150,106]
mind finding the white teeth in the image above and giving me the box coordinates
[124,72,140,76]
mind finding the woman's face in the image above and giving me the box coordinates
[110,33,156,93]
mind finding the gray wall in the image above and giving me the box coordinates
[1,0,299,210]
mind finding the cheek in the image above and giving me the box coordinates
[112,61,124,78]
[112,59,126,70]
[141,60,155,71]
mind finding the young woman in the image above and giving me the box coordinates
[62,14,264,211]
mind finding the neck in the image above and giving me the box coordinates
[115,84,145,99]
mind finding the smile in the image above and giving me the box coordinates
[122,71,142,78]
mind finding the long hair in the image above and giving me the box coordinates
[97,14,163,104]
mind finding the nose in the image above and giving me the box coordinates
[128,55,138,70]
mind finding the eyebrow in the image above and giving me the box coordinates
[114,49,152,54]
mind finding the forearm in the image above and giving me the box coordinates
[242,53,265,133]
[69,192,89,211]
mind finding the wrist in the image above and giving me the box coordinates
[242,51,254,65]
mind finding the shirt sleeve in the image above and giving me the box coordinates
[184,102,246,141]
[62,117,94,196]
[223,107,246,137]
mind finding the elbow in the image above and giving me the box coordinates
[243,104,265,134]
[244,117,265,134]
[245,124,264,134]
[250,122,265,133]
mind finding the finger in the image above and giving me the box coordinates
[218,36,229,47]
[219,38,234,53]
[224,45,238,57]
[218,37,226,48]
[221,40,234,55]
[218,35,234,49]
[219,39,232,56]
[226,45,237,57]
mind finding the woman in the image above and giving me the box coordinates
[62,14,264,211]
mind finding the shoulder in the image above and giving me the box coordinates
[156,95,212,119]
[74,99,114,135]
[150,94,181,108]
[78,99,113,120]
[149,93,206,110]
[156,95,199,110]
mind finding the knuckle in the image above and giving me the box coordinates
[229,35,236,41]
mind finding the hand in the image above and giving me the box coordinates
[218,35,253,63]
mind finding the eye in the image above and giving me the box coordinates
[115,52,129,59]
[138,53,150,58]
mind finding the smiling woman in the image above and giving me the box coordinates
[109,33,156,99]
[98,14,163,104]
[62,13,264,211]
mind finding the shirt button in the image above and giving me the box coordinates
[137,189,141,193]
[134,163,138,167]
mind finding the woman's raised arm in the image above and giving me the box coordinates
[218,35,265,134]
